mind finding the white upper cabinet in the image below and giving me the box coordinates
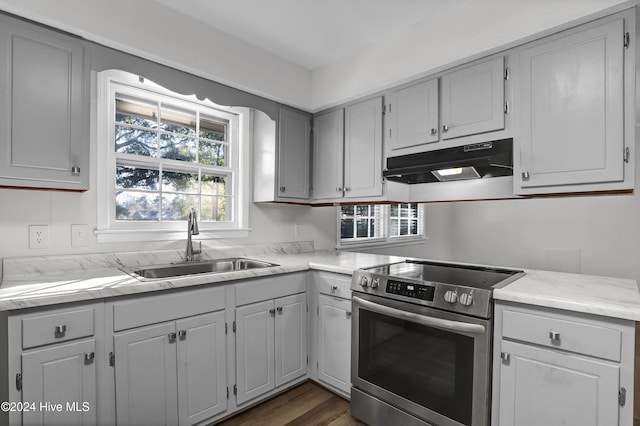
[344,97,384,199]
[385,79,439,157]
[515,13,634,194]
[0,14,89,191]
[277,107,311,200]
[312,96,384,201]
[312,109,344,200]
[441,56,505,140]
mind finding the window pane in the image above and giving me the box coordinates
[199,140,228,166]
[341,218,354,239]
[160,133,196,161]
[409,203,419,218]
[116,192,159,221]
[116,166,159,190]
[390,204,398,217]
[162,194,198,220]
[162,170,198,193]
[390,218,399,237]
[200,117,226,141]
[411,220,418,235]
[115,126,157,157]
[357,205,370,217]
[356,219,369,238]
[116,98,157,129]
[201,196,230,221]
[202,175,227,195]
[341,206,354,216]
[160,105,196,136]
[399,219,409,235]
[400,204,409,217]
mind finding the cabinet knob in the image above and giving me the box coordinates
[71,166,81,176]
[336,187,343,192]
[442,125,449,133]
[344,187,350,192]
[430,128,438,136]
[346,311,352,318]
[84,352,95,363]
[279,186,286,192]
[168,332,177,342]
[269,308,276,316]
[522,171,530,180]
[55,324,67,335]
[178,330,187,339]
[501,352,510,363]
[330,285,338,293]
[276,306,283,314]
[549,331,560,341]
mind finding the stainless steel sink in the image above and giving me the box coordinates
[125,258,279,280]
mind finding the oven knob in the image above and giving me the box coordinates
[360,276,369,287]
[459,293,474,306]
[370,278,379,288]
[444,291,457,304]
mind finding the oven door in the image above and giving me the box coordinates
[351,293,491,426]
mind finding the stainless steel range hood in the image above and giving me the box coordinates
[383,138,513,184]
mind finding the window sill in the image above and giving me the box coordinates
[95,228,251,243]
[337,235,426,251]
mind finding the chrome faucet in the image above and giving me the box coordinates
[185,208,201,262]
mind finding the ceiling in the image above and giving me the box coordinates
[153,0,466,70]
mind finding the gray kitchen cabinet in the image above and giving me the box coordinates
[492,301,635,426]
[312,97,383,201]
[318,295,351,396]
[235,292,307,405]
[515,12,634,194]
[277,107,311,200]
[385,79,439,157]
[441,56,505,140]
[0,13,89,191]
[114,311,227,426]
[22,339,96,426]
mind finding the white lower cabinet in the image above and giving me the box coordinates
[114,311,227,426]
[492,301,635,426]
[235,292,307,405]
[318,294,351,395]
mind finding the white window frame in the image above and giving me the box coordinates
[95,69,250,243]
[337,203,425,250]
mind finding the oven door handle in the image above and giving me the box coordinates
[353,296,486,335]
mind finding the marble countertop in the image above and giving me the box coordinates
[1,242,639,321]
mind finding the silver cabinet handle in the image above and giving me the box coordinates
[55,325,67,335]
[71,166,81,176]
[549,331,560,341]
[501,352,510,362]
[344,187,350,192]
[442,125,449,132]
[168,332,177,342]
[522,171,530,180]
[84,352,95,363]
[276,306,283,314]
[178,330,187,339]
[336,187,343,192]
[430,128,437,136]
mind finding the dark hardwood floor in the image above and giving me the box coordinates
[216,381,365,426]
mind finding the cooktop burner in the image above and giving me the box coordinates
[365,260,520,290]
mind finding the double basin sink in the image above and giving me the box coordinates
[124,257,279,281]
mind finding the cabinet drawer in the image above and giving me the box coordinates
[501,309,621,361]
[22,307,94,349]
[316,273,352,299]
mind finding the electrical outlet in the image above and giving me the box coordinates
[71,224,89,247]
[29,225,50,249]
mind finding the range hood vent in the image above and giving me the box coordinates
[383,138,513,184]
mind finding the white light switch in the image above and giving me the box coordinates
[71,224,89,247]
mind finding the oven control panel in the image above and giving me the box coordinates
[386,280,435,301]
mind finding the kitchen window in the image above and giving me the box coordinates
[338,204,425,248]
[96,70,249,242]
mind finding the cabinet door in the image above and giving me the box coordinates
[0,14,88,190]
[278,107,311,199]
[517,19,625,191]
[21,339,96,426]
[114,322,179,426]
[441,57,505,139]
[318,295,351,394]
[236,300,275,405]
[386,79,439,156]
[312,109,344,200]
[176,311,227,425]
[498,340,619,426]
[275,293,307,387]
[344,96,383,198]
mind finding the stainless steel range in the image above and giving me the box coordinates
[350,260,524,426]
